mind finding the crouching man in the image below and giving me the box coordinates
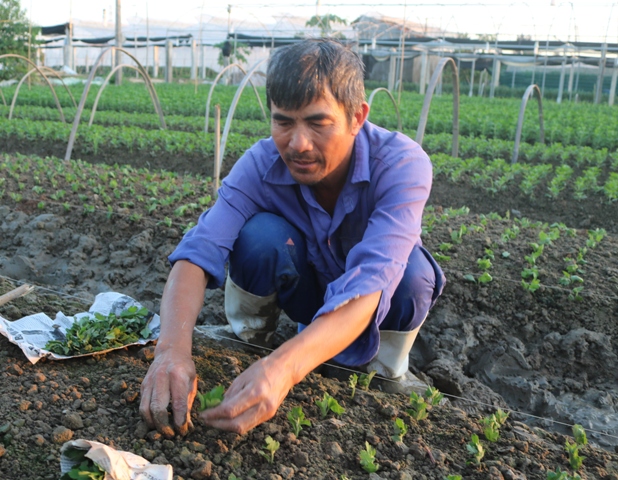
[139,38,445,436]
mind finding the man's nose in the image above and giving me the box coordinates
[289,127,312,152]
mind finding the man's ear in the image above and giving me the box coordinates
[351,102,370,135]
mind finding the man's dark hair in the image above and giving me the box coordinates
[266,39,365,124]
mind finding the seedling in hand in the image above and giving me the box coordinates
[258,436,280,464]
[359,441,379,473]
[391,418,408,443]
[197,385,224,411]
[287,406,311,436]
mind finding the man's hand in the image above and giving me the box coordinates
[139,347,198,437]
[200,354,293,435]
[139,260,207,437]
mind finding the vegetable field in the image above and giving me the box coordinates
[0,81,617,479]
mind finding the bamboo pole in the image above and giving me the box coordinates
[0,284,35,308]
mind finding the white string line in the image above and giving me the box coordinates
[196,329,618,443]
[2,273,617,442]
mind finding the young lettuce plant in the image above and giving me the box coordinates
[197,385,224,411]
[349,373,358,398]
[391,418,408,443]
[359,442,379,473]
[258,436,280,464]
[407,392,429,421]
[315,392,345,418]
[358,370,377,391]
[466,434,485,465]
[287,406,311,436]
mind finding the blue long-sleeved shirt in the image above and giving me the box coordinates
[169,120,433,365]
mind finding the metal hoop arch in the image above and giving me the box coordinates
[512,84,545,164]
[65,46,166,161]
[416,57,460,158]
[205,63,267,134]
[9,66,77,121]
[0,54,67,123]
[367,88,402,131]
[218,59,268,170]
[88,64,165,128]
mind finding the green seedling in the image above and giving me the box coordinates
[564,441,585,471]
[445,476,463,480]
[315,392,345,418]
[425,386,444,406]
[45,306,152,356]
[349,373,358,398]
[494,409,509,426]
[572,424,588,446]
[358,370,377,391]
[481,415,500,442]
[197,385,225,411]
[407,392,428,420]
[433,253,451,262]
[477,258,492,271]
[287,406,311,436]
[569,286,584,302]
[258,436,280,464]
[466,434,485,465]
[546,469,581,480]
[359,441,379,473]
[60,448,106,480]
[478,272,493,284]
[439,242,453,252]
[391,417,408,443]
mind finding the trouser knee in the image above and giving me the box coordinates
[380,244,444,332]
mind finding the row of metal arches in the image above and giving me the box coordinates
[1,50,544,180]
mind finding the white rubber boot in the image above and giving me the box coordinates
[366,327,428,395]
[224,276,281,347]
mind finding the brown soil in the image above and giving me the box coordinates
[1,150,618,480]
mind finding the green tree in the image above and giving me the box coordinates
[305,14,347,38]
[0,0,37,79]
[214,40,251,67]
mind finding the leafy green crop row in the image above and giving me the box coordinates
[431,152,618,203]
[3,83,618,149]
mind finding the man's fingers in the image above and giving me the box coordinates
[171,370,197,436]
[150,375,175,438]
[201,400,274,435]
[139,380,155,427]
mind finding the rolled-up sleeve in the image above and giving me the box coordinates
[168,146,271,288]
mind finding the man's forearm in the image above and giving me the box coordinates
[156,260,209,354]
[269,291,382,386]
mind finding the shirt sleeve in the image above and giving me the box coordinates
[315,139,433,366]
[167,146,270,289]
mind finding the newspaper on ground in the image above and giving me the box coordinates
[60,439,172,480]
[0,292,160,364]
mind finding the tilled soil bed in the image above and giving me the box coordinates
[1,280,618,480]
[1,151,618,479]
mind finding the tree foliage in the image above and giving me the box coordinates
[305,14,347,38]
[0,0,37,79]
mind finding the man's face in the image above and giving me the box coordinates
[270,90,368,188]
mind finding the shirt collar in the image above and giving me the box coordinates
[262,123,372,186]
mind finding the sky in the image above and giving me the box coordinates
[21,0,618,43]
